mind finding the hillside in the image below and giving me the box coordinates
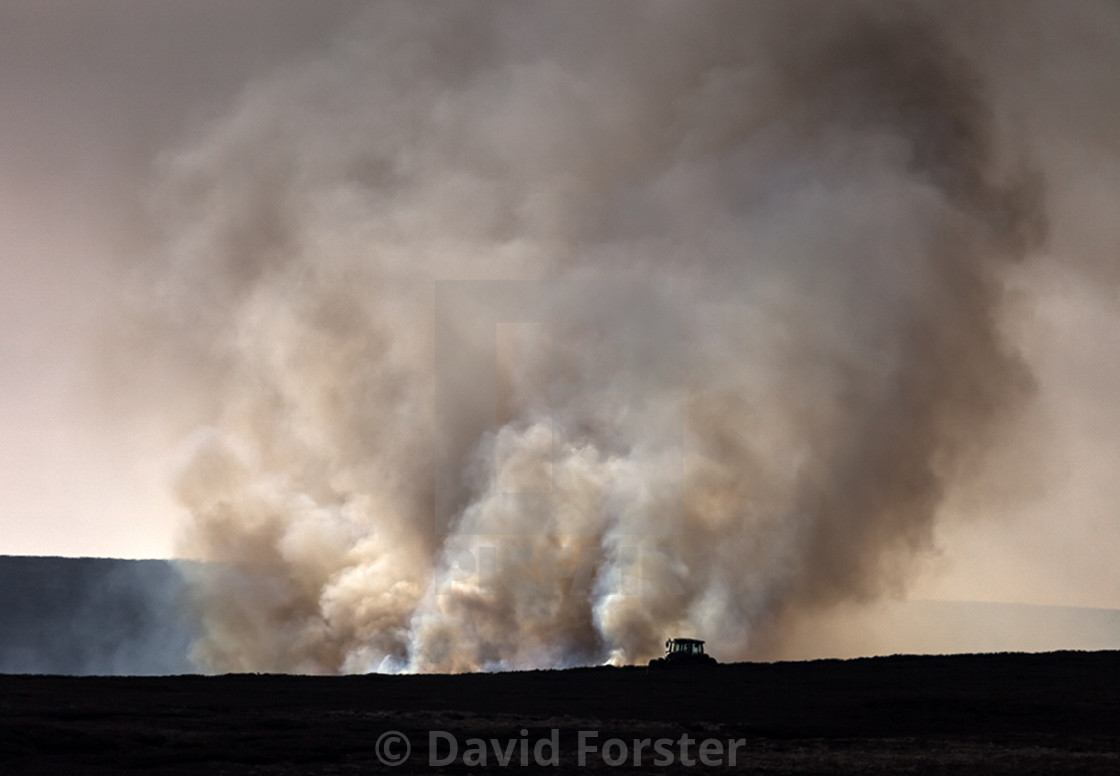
[1,651,1118,773]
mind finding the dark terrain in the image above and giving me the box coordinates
[0,556,195,675]
[1,651,1117,774]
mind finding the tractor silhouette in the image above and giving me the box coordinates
[648,637,717,668]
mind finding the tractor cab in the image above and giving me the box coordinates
[648,637,717,667]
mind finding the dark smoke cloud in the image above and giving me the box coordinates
[112,1,1116,672]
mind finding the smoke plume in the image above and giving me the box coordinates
[123,1,1067,672]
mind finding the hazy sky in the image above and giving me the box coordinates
[0,2,365,557]
[0,0,1117,647]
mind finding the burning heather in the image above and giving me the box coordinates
[117,1,1084,673]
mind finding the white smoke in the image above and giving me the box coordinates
[113,1,1119,672]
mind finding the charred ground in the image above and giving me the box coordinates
[1,650,1117,774]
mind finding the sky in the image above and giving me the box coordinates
[0,2,1118,670]
[0,2,366,557]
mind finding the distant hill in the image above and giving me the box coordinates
[1,556,1117,675]
[0,556,197,675]
[771,597,1120,661]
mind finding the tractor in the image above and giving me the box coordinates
[647,637,717,668]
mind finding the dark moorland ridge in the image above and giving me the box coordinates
[0,556,195,675]
[2,651,1118,774]
[4,554,1119,674]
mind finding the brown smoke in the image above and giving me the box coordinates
[118,1,1090,672]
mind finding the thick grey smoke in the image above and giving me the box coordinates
[120,0,1102,672]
